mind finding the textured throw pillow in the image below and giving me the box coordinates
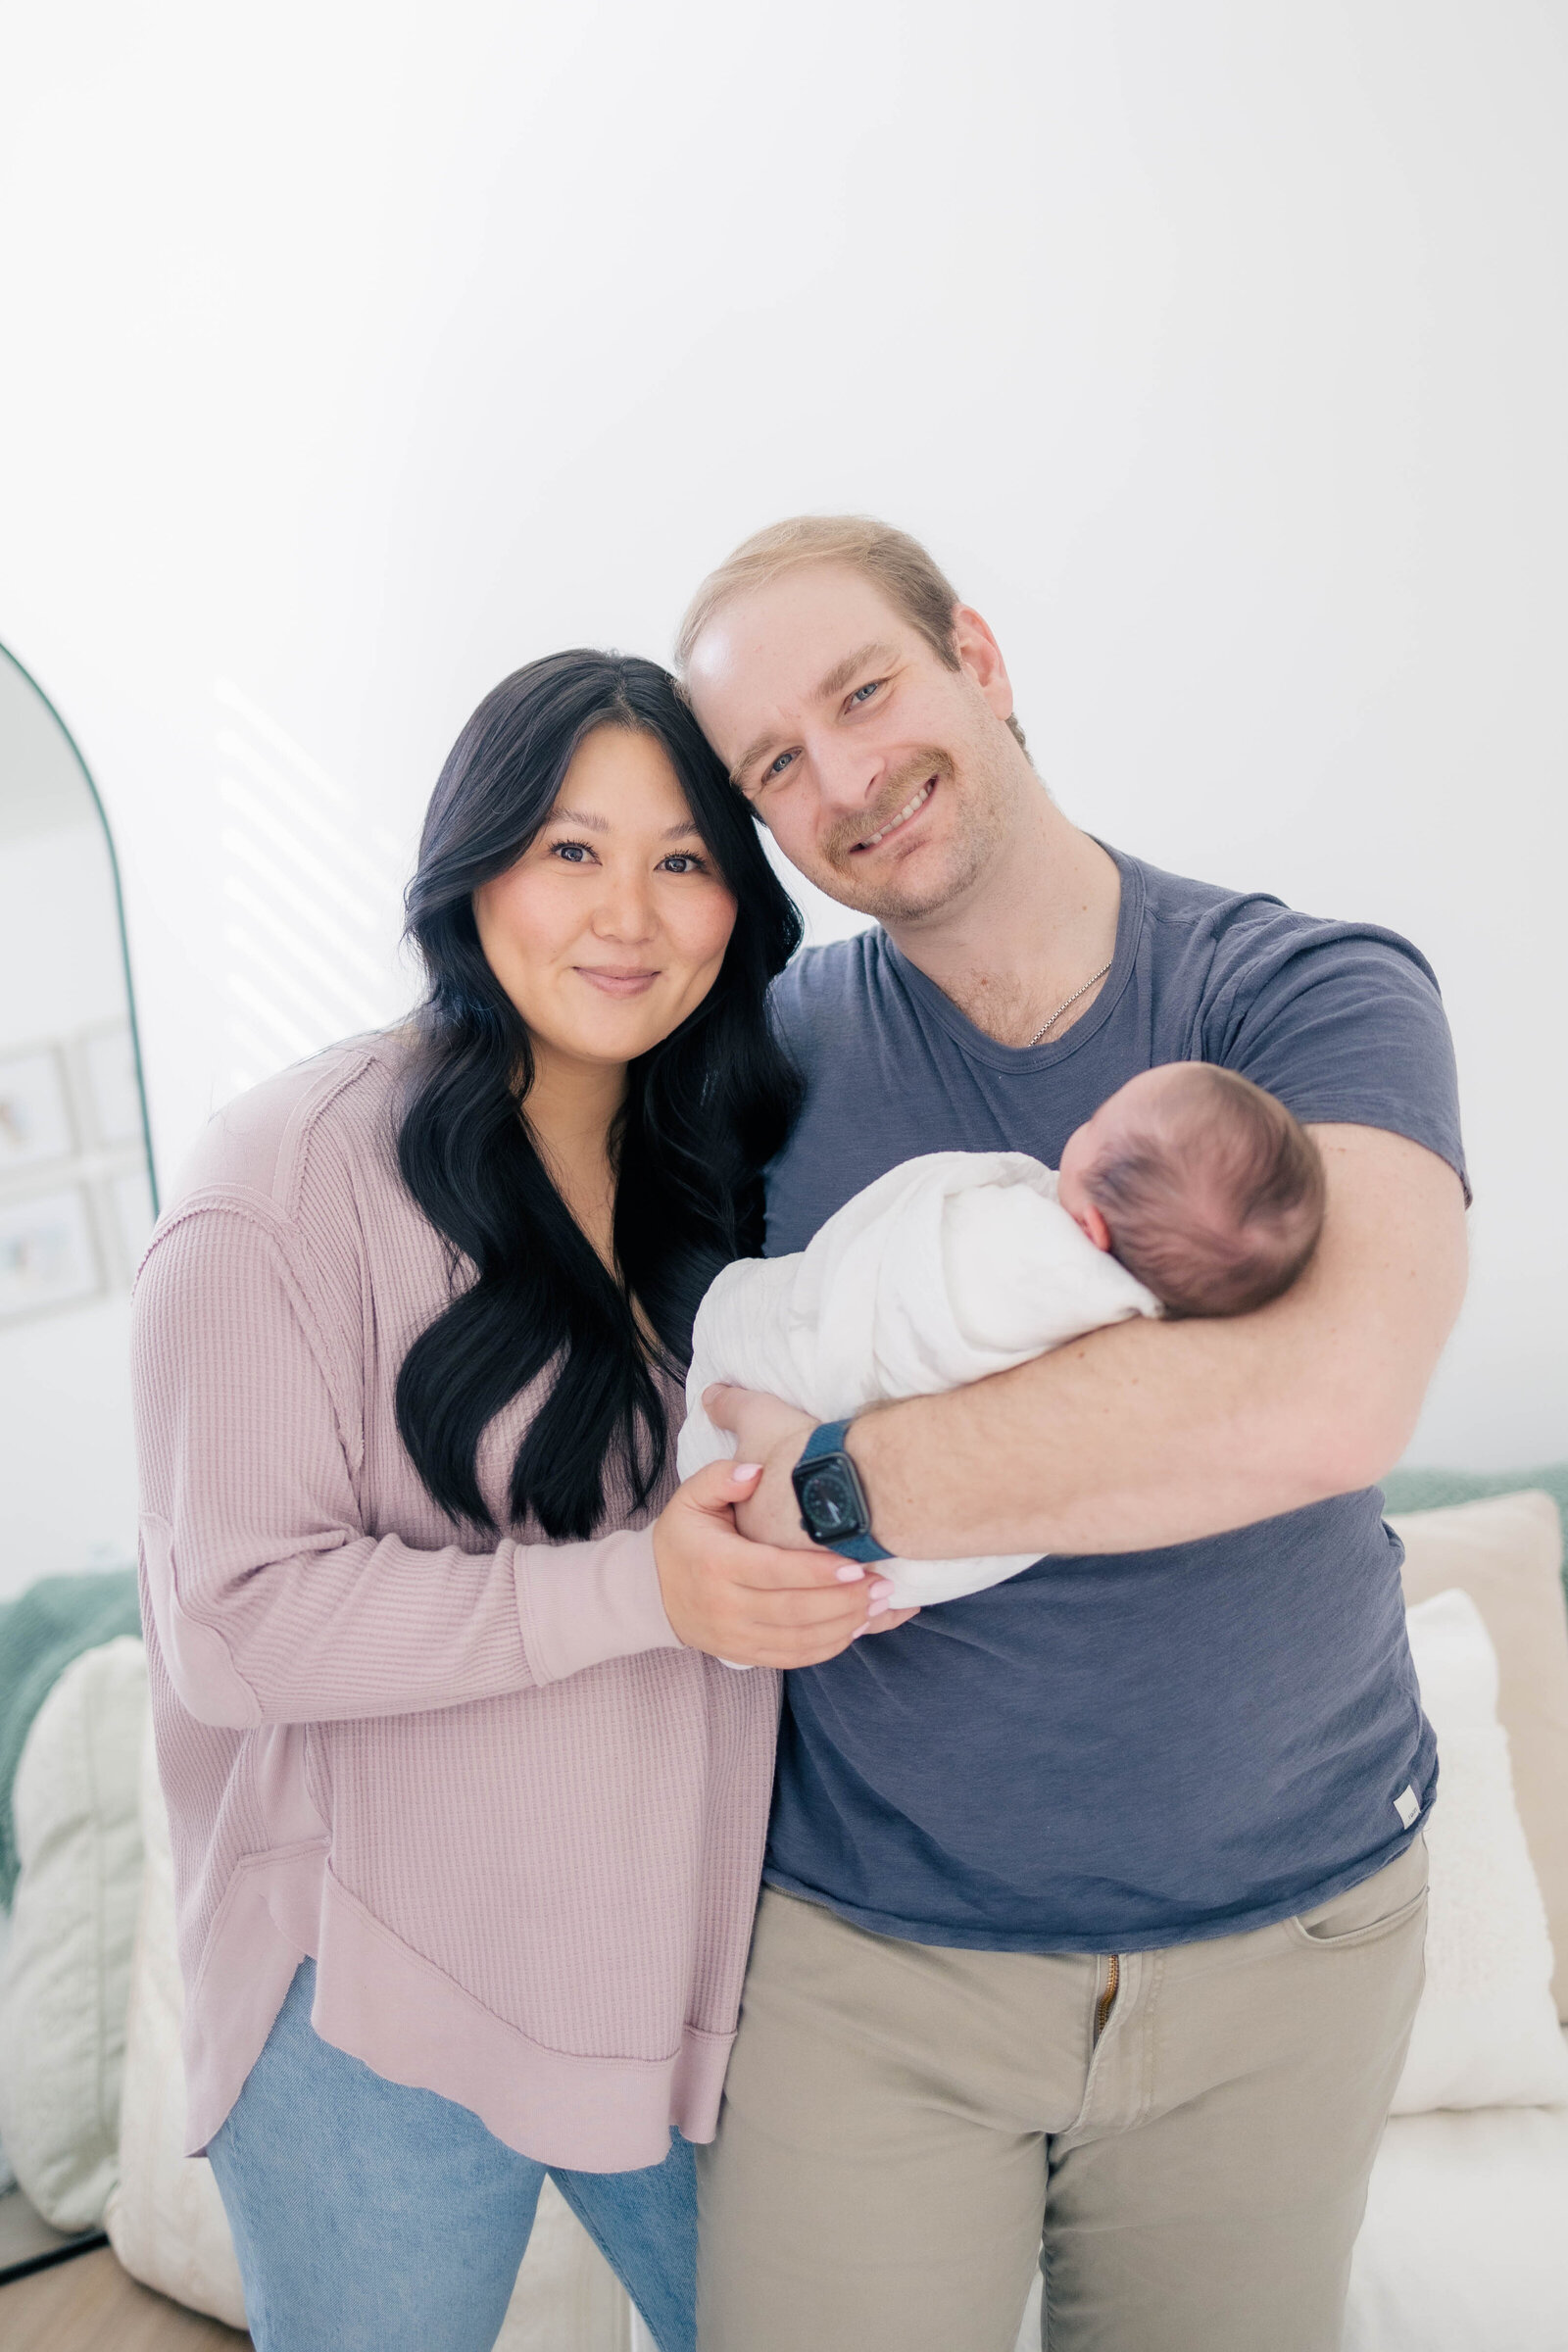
[0,1636,148,2230]
[1392,1491,1568,2021]
[0,1910,13,2196]
[1393,1590,1568,2112]
[104,1714,249,2327]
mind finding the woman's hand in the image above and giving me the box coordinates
[701,1388,820,1549]
[653,1461,919,1668]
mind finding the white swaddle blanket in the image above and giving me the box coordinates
[678,1151,1160,1610]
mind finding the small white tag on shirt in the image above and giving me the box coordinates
[1394,1784,1420,1829]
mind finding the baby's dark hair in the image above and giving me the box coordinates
[1083,1066,1325,1319]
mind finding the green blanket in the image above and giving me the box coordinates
[0,1569,141,1907]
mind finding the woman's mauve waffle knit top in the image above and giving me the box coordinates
[131,1031,779,2171]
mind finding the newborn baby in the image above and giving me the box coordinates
[679,1062,1325,1611]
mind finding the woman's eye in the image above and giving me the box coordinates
[659,854,708,875]
[550,841,592,863]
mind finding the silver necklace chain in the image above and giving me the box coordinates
[1022,957,1114,1051]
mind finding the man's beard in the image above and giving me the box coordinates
[811,744,1008,926]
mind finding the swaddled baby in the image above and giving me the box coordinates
[679,1062,1325,1610]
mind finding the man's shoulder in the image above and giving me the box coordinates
[769,927,889,1036]
[1127,848,1300,947]
[1123,849,1443,1001]
[1119,850,1462,1176]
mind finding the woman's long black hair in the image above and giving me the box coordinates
[395,651,803,1541]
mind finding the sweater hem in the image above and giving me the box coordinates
[182,1839,326,2154]
[182,1848,735,2172]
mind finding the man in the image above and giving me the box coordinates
[672,515,1468,2352]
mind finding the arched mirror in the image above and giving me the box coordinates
[0,651,157,2277]
[0,647,157,1600]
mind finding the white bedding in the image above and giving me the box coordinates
[1344,2092,1568,2352]
[681,1151,1157,1606]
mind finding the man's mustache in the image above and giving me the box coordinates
[821,750,956,865]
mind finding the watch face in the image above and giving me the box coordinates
[800,1463,858,1539]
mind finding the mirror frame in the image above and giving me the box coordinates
[0,640,159,1219]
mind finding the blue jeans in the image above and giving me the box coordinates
[208,1961,696,2352]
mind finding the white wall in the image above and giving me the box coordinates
[0,1,1563,1468]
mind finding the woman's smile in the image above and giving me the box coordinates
[572,963,662,996]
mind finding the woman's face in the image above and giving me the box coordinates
[473,724,738,1078]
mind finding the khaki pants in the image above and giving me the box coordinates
[698,1839,1426,2352]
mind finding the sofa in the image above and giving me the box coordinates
[2,1478,1565,2350]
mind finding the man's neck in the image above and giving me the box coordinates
[883,799,1122,1048]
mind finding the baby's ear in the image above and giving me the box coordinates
[1072,1202,1113,1254]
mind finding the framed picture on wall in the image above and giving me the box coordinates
[0,1046,74,1174]
[0,1186,101,1322]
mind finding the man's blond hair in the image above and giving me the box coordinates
[675,514,1027,752]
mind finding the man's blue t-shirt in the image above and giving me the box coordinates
[761,846,1467,1954]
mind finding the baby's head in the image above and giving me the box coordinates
[1057,1065,1325,1318]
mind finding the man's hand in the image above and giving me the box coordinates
[703,1387,818,1549]
[653,1456,918,1667]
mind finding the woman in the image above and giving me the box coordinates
[131,653,903,2352]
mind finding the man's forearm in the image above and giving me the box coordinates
[847,1125,1469,1559]
[849,1311,1345,1558]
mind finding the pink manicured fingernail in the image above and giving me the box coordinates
[730,1463,762,1481]
[835,1563,866,1583]
[867,1596,893,1616]
[869,1581,895,1601]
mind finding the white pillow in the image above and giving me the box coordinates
[0,1909,14,2196]
[104,1713,249,2327]
[0,1635,147,2230]
[111,1709,636,2347]
[493,2180,638,2351]
[1392,1491,1568,2023]
[1393,1590,1568,2112]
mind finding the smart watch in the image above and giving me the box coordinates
[790,1420,893,1564]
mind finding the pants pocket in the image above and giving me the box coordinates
[1283,1835,1429,1949]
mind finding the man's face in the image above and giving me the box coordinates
[683,564,1028,926]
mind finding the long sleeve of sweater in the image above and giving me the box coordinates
[132,1201,683,1731]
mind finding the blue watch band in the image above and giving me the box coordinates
[794,1420,893,1563]
[831,1528,895,1565]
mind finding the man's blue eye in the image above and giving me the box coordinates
[851,681,882,705]
[766,750,796,780]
